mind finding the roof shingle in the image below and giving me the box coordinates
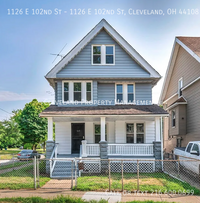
[40,105,168,117]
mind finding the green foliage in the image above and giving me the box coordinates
[16,99,50,149]
[24,143,33,149]
[0,111,23,149]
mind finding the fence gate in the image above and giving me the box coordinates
[37,158,76,189]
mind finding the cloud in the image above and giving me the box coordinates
[0,91,54,103]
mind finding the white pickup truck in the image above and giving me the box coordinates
[174,141,200,175]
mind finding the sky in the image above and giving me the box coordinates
[0,0,200,120]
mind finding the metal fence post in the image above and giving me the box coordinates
[121,160,124,192]
[34,156,37,190]
[108,160,111,192]
[137,160,139,191]
[37,158,40,188]
[71,160,74,189]
[75,158,77,188]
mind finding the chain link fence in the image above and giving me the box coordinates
[0,156,200,194]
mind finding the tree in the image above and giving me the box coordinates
[0,111,23,149]
[16,99,50,150]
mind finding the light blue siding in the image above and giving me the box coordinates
[97,83,115,105]
[135,84,152,104]
[57,30,150,78]
[56,80,62,104]
[93,81,98,101]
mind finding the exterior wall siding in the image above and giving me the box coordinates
[56,80,62,103]
[165,46,200,101]
[107,121,115,143]
[55,122,71,154]
[115,121,126,143]
[97,83,115,105]
[145,121,155,143]
[85,122,94,144]
[135,84,152,104]
[57,30,150,78]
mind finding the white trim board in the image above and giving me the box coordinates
[46,19,161,79]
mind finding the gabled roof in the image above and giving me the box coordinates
[166,97,187,111]
[40,104,168,117]
[159,37,200,104]
[46,19,161,80]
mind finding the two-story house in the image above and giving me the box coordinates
[40,19,167,177]
[159,37,200,153]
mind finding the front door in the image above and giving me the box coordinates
[71,123,85,154]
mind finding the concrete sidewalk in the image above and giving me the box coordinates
[0,189,200,203]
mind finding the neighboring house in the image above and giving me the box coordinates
[40,19,167,177]
[159,37,200,153]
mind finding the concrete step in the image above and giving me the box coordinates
[52,172,76,176]
[53,168,78,172]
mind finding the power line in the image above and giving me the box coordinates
[0,108,12,115]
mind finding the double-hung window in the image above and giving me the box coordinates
[92,45,115,65]
[93,46,101,64]
[136,123,144,143]
[74,82,81,101]
[116,84,123,103]
[178,78,183,97]
[172,110,176,127]
[64,82,69,102]
[127,84,134,103]
[86,82,91,101]
[126,123,145,143]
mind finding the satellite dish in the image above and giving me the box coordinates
[51,42,67,63]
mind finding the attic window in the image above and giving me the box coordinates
[178,78,183,97]
[92,45,115,65]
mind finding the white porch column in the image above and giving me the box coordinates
[82,140,87,157]
[47,117,53,141]
[155,117,161,141]
[100,117,106,141]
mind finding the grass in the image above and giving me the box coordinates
[0,161,31,170]
[0,161,50,189]
[74,172,200,195]
[0,196,175,203]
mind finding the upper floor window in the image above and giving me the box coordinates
[172,110,176,127]
[116,84,123,103]
[86,82,91,101]
[62,81,92,103]
[64,82,69,101]
[74,83,82,101]
[178,78,183,97]
[128,84,134,103]
[92,45,115,65]
[116,83,135,104]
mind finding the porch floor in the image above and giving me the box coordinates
[57,154,155,159]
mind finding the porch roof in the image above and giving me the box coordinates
[40,104,168,117]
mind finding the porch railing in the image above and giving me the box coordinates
[82,141,154,157]
[108,144,154,156]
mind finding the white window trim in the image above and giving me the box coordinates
[178,77,183,98]
[115,83,135,104]
[62,80,93,104]
[172,110,176,128]
[91,44,115,65]
[126,122,145,144]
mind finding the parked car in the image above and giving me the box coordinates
[174,141,200,175]
[17,150,41,160]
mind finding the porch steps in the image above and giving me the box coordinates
[52,161,78,178]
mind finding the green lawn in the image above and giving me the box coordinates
[0,196,176,203]
[0,161,31,170]
[0,161,50,189]
[74,173,200,195]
